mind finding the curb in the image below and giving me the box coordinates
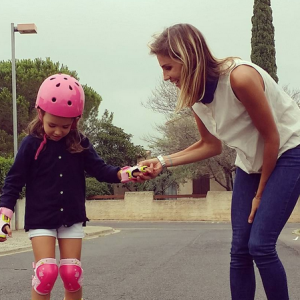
[84,228,118,239]
[0,226,117,256]
[0,245,33,257]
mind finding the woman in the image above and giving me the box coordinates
[139,23,300,300]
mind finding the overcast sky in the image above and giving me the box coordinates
[1,0,299,148]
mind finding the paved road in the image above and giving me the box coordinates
[1,221,300,300]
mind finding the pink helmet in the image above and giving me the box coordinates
[36,73,85,118]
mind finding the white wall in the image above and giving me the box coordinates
[12,192,300,230]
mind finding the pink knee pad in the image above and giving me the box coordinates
[32,258,58,295]
[59,258,83,292]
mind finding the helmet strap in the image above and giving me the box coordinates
[35,134,47,160]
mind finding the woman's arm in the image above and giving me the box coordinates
[163,112,222,167]
[139,113,222,177]
[230,65,280,222]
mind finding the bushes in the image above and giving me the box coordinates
[85,177,113,198]
[0,156,26,198]
[0,156,13,192]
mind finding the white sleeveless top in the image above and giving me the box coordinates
[192,59,300,174]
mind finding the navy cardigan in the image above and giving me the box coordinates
[0,135,120,231]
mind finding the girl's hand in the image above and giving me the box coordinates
[248,196,261,223]
[118,164,156,183]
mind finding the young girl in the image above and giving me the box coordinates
[0,73,145,300]
[139,24,300,300]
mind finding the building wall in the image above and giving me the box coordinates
[85,191,300,222]
[178,181,193,194]
[12,191,300,230]
[179,178,226,194]
[210,179,227,191]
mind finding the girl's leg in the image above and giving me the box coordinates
[248,147,300,300]
[58,238,83,300]
[230,167,260,300]
[31,236,57,300]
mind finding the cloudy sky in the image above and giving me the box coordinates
[1,0,299,148]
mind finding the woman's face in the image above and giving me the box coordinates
[157,54,182,88]
[43,112,73,141]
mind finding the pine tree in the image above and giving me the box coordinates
[251,0,278,82]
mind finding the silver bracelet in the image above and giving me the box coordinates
[157,155,167,170]
[167,155,173,167]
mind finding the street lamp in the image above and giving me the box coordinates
[11,23,37,158]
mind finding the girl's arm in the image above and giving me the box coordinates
[230,65,280,222]
[0,136,32,211]
[83,137,121,183]
[0,136,33,241]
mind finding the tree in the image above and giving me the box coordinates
[0,88,29,135]
[0,58,101,157]
[143,81,236,191]
[251,0,278,82]
[83,109,147,167]
[82,109,148,195]
[0,58,79,115]
[0,130,13,158]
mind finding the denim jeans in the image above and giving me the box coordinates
[230,146,300,300]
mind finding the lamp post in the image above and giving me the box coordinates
[11,23,37,158]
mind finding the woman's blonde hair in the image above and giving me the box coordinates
[149,23,236,111]
[26,109,85,153]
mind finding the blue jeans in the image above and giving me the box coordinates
[230,146,300,300]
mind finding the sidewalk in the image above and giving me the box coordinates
[0,225,115,256]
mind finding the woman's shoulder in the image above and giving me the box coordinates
[230,59,262,74]
[230,63,264,92]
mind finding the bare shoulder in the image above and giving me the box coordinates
[230,65,265,102]
[230,64,263,91]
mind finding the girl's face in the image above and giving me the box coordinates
[43,112,73,141]
[157,54,183,88]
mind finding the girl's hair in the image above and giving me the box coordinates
[26,110,85,153]
[149,23,237,111]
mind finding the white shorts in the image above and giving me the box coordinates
[28,223,85,239]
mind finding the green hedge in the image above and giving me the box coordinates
[0,156,26,198]
[0,156,13,192]
[85,177,113,198]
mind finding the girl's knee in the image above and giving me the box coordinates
[59,258,83,292]
[32,258,58,295]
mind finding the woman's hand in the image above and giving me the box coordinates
[132,163,154,182]
[248,196,261,223]
[138,158,163,180]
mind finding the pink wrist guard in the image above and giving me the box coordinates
[120,165,147,183]
[0,207,13,238]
